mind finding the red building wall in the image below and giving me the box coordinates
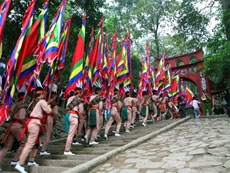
[158,49,213,109]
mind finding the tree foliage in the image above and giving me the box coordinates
[2,0,105,86]
[204,0,230,89]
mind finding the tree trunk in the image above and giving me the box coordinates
[154,14,160,59]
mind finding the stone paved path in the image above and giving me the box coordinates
[91,118,230,173]
[1,118,180,173]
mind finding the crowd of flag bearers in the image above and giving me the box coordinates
[0,0,205,173]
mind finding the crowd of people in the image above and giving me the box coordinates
[0,85,229,173]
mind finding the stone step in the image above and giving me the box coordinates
[29,165,68,173]
[37,159,84,167]
[36,154,98,160]
[1,119,180,173]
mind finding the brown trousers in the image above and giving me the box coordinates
[65,114,78,151]
[0,124,26,163]
[76,117,86,136]
[19,120,40,165]
[41,116,54,152]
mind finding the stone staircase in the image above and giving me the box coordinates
[1,119,180,173]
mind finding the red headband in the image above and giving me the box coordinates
[36,90,44,95]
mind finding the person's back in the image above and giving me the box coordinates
[191,97,200,118]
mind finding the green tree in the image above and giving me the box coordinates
[174,0,210,51]
[204,0,230,88]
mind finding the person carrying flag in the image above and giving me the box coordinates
[104,89,122,139]
[140,91,150,127]
[0,92,27,170]
[150,89,159,121]
[15,88,52,173]
[131,89,138,128]
[85,86,103,145]
[121,91,134,133]
[40,91,59,155]
[64,87,84,155]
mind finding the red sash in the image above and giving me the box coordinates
[67,110,78,115]
[89,106,99,110]
[19,117,40,142]
[125,105,132,111]
[112,104,118,109]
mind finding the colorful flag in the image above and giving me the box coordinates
[150,65,156,89]
[17,0,49,91]
[137,42,150,99]
[168,72,180,98]
[43,18,71,89]
[42,0,66,63]
[82,27,94,84]
[163,67,171,91]
[156,52,166,89]
[107,32,117,107]
[116,35,132,83]
[0,0,11,58]
[101,33,109,96]
[54,18,71,78]
[85,19,103,92]
[64,14,86,97]
[184,86,194,102]
[26,0,66,94]
[0,0,36,125]
[92,19,104,85]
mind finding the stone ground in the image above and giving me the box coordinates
[91,117,230,173]
[1,118,181,173]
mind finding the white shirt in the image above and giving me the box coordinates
[191,100,200,109]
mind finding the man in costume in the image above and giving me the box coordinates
[15,88,53,173]
[40,91,59,155]
[158,93,168,120]
[150,89,158,121]
[64,87,83,155]
[140,91,150,127]
[121,91,133,132]
[0,92,27,170]
[85,86,103,145]
[131,89,138,128]
[104,90,122,139]
[167,98,179,119]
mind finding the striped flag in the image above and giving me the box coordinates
[51,18,71,80]
[26,0,66,94]
[137,57,148,99]
[0,0,11,58]
[101,33,109,96]
[83,27,94,85]
[156,52,166,89]
[116,35,132,83]
[163,67,171,91]
[107,32,117,107]
[150,65,156,89]
[56,18,71,71]
[64,14,86,97]
[0,0,36,125]
[17,0,49,91]
[184,86,194,102]
[168,72,180,98]
[85,19,104,92]
[44,18,71,93]
[92,19,104,85]
[44,18,71,88]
